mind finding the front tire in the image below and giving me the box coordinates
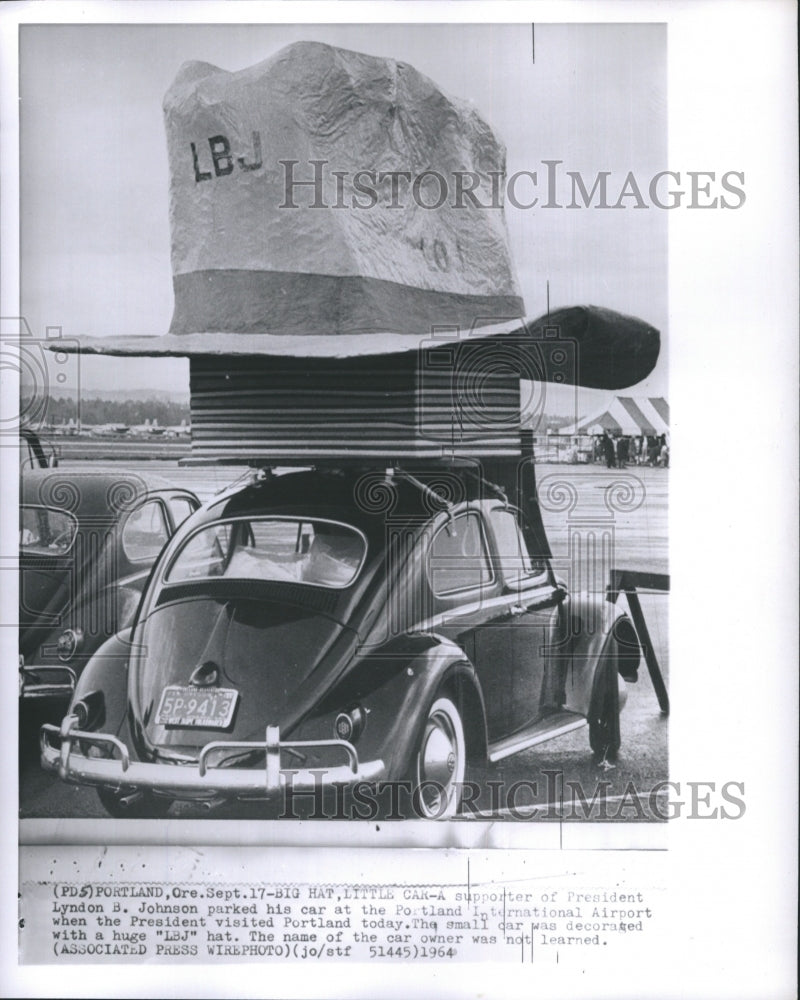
[589,663,621,762]
[412,697,466,818]
[97,786,173,818]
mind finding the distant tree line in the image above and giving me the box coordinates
[23,394,570,433]
[22,396,190,426]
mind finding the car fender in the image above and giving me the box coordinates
[376,640,487,780]
[30,580,145,669]
[382,643,487,780]
[311,635,487,780]
[68,630,132,738]
[557,594,640,718]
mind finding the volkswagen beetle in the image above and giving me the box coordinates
[41,464,641,818]
[20,469,199,704]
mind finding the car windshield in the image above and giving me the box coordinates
[19,506,78,556]
[165,517,367,589]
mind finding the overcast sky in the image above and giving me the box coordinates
[19,22,667,416]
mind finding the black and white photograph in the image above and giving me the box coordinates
[16,19,670,825]
[1,2,796,998]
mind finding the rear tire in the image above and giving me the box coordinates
[412,696,466,819]
[97,786,173,818]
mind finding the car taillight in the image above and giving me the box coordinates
[334,706,366,742]
[71,690,105,732]
[72,699,90,728]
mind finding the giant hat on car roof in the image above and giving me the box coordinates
[59,41,659,390]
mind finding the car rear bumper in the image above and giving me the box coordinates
[20,664,76,700]
[40,716,385,798]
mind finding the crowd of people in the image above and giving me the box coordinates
[534,431,670,466]
[596,431,669,468]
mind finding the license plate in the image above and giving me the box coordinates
[156,686,239,729]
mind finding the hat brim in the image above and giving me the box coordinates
[48,305,660,391]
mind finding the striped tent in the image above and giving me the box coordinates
[562,397,669,436]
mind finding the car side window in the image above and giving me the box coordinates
[168,495,196,528]
[487,507,547,588]
[19,506,78,555]
[122,500,170,563]
[429,511,493,596]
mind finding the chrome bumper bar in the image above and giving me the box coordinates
[20,664,77,700]
[40,717,385,797]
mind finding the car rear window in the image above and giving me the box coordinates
[19,506,78,556]
[165,517,367,589]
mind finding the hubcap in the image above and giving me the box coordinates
[418,708,460,814]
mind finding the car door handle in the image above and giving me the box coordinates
[509,605,527,616]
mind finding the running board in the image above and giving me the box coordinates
[488,712,588,763]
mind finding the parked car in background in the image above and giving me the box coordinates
[41,465,642,819]
[20,469,199,704]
